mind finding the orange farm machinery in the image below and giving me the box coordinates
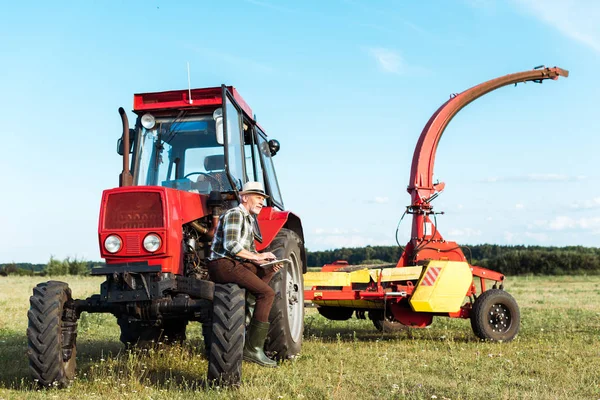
[304,66,569,339]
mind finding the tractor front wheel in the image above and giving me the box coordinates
[265,229,305,360]
[27,281,78,388]
[470,289,520,341]
[207,283,245,387]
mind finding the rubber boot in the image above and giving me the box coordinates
[243,319,277,367]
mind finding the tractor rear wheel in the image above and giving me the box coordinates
[207,283,245,387]
[265,229,304,360]
[470,289,520,341]
[27,281,77,388]
[317,306,354,321]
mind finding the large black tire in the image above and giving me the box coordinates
[470,289,520,341]
[368,310,407,333]
[317,306,354,321]
[118,317,188,348]
[207,283,245,387]
[27,281,77,388]
[265,228,304,360]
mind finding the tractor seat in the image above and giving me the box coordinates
[198,155,232,191]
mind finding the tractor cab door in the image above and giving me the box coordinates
[222,87,284,209]
[222,88,246,192]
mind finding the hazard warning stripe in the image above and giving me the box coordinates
[421,267,441,286]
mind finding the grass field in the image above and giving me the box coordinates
[0,275,599,399]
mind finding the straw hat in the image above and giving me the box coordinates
[239,181,269,198]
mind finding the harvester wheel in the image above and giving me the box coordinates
[470,289,520,342]
[369,310,407,333]
[207,283,245,387]
[317,306,354,321]
[265,228,304,360]
[27,281,77,388]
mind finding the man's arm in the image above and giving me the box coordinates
[235,248,275,263]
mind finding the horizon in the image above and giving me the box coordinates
[1,0,599,263]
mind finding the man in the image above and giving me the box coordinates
[208,181,282,367]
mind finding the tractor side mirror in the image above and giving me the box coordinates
[268,139,280,156]
[117,128,136,155]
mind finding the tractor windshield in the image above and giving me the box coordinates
[134,115,234,193]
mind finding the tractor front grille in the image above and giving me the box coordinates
[125,234,141,255]
[104,192,164,230]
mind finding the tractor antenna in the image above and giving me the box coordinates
[187,62,193,104]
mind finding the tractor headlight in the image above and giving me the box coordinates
[143,234,162,252]
[141,113,156,129]
[104,235,122,253]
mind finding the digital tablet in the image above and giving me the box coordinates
[258,258,292,269]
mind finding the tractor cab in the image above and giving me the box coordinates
[120,85,284,209]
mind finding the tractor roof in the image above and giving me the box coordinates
[133,86,253,120]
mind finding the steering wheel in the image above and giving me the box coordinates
[184,172,222,188]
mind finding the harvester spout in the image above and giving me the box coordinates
[119,107,133,187]
[408,66,569,206]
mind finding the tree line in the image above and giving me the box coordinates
[307,244,600,275]
[0,256,104,276]
[2,244,600,276]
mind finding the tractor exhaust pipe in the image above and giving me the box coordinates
[119,107,133,187]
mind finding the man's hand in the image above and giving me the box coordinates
[271,263,284,272]
[255,252,277,263]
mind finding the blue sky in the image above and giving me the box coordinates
[1,0,598,263]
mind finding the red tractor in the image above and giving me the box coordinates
[305,66,568,339]
[26,86,306,387]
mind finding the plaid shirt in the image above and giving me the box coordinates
[210,204,257,260]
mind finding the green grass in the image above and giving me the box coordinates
[1,275,599,399]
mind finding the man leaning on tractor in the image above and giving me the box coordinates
[207,181,283,367]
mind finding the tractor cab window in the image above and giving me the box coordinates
[134,115,234,193]
[224,97,244,191]
[244,123,265,185]
[256,128,284,209]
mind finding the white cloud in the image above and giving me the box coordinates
[515,203,525,210]
[571,197,600,210]
[369,48,404,74]
[524,232,549,242]
[503,231,549,243]
[512,0,600,53]
[371,196,389,204]
[447,228,482,238]
[544,216,600,231]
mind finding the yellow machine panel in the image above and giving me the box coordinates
[304,269,371,287]
[370,266,423,282]
[410,260,472,313]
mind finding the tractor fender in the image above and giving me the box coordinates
[256,208,306,273]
